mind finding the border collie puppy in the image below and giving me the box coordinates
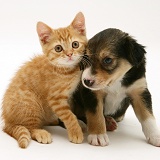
[72,28,160,147]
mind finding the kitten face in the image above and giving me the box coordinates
[37,12,87,69]
[46,29,86,68]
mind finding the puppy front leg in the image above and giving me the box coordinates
[86,92,109,146]
[130,88,160,147]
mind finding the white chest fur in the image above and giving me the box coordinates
[103,77,147,116]
[103,79,127,116]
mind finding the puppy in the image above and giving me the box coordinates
[72,28,160,147]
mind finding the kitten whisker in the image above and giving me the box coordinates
[83,56,92,65]
[79,54,92,70]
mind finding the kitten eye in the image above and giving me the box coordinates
[72,41,79,49]
[55,45,63,52]
[103,57,112,65]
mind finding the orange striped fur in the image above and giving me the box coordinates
[2,12,87,148]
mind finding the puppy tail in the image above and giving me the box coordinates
[3,125,31,148]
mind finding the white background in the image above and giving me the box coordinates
[0,0,160,160]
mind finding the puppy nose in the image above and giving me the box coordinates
[83,79,95,87]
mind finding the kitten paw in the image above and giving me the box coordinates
[88,133,109,146]
[31,129,52,144]
[105,116,118,131]
[68,127,84,144]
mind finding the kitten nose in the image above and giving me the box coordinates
[83,79,95,87]
[67,53,73,57]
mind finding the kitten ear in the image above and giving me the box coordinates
[71,12,86,35]
[37,22,52,44]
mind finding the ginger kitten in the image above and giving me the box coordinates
[2,12,87,148]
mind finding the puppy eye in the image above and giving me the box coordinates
[103,57,112,64]
[55,45,63,52]
[72,41,79,48]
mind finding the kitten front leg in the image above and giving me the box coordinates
[30,129,52,144]
[130,88,160,147]
[50,99,83,143]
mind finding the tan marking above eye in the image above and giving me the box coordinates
[72,41,79,49]
[55,45,63,52]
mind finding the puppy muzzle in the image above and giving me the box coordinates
[83,79,95,87]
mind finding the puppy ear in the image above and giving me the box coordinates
[124,37,146,66]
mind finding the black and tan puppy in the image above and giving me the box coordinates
[72,28,160,147]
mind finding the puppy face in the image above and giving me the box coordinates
[82,29,146,90]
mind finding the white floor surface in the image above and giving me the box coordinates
[0,0,160,160]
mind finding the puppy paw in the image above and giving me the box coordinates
[68,127,84,144]
[31,129,52,144]
[146,132,160,147]
[142,118,160,147]
[88,134,109,146]
[105,116,118,131]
